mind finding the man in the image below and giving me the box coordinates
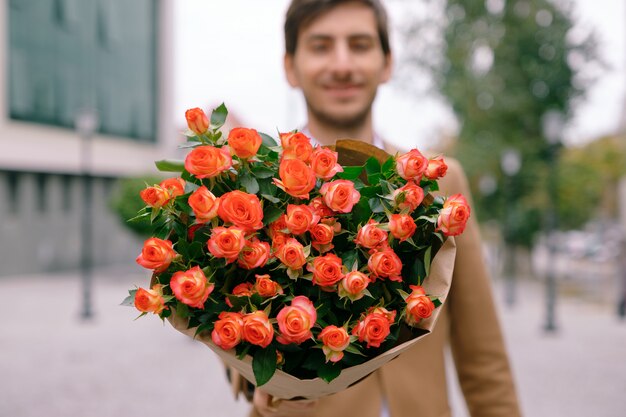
[237,1,522,416]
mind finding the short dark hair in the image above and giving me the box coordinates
[284,0,391,56]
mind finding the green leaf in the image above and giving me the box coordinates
[120,289,137,306]
[210,103,228,129]
[318,362,342,383]
[365,157,381,175]
[261,194,280,204]
[252,347,277,387]
[340,250,359,272]
[176,302,190,318]
[368,198,385,213]
[381,156,395,177]
[424,246,432,277]
[337,166,363,180]
[259,132,278,147]
[241,174,260,194]
[251,166,276,179]
[155,159,185,173]
[263,205,283,226]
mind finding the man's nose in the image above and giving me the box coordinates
[329,43,355,78]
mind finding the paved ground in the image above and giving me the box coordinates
[1,266,625,417]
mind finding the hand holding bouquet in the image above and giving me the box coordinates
[123,104,470,399]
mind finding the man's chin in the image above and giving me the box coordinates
[311,106,370,130]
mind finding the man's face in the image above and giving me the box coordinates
[284,2,392,129]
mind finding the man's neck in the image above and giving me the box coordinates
[305,114,375,147]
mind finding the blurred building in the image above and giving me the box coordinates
[0,0,176,276]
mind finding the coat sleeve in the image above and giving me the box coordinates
[440,158,523,417]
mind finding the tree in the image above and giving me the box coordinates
[396,0,601,247]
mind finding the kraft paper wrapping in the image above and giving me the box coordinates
[167,236,456,400]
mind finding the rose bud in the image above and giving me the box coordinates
[188,186,220,223]
[170,266,214,309]
[425,156,448,180]
[134,285,166,314]
[338,271,371,302]
[273,158,316,199]
[396,148,428,181]
[218,190,264,231]
[354,219,388,249]
[184,145,232,179]
[437,194,471,236]
[393,181,424,212]
[319,180,361,213]
[185,107,209,135]
[140,186,170,208]
[352,307,396,348]
[308,253,345,288]
[280,131,313,162]
[318,325,350,363]
[159,177,186,198]
[275,238,307,270]
[207,226,246,264]
[228,127,262,159]
[388,214,417,242]
[310,147,343,180]
[254,274,283,298]
[136,238,176,272]
[284,204,319,235]
[368,247,403,282]
[405,285,435,326]
[237,239,271,270]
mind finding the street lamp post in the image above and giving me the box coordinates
[500,148,522,307]
[542,110,564,333]
[76,108,99,321]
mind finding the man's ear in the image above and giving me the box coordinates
[380,52,393,84]
[284,54,300,88]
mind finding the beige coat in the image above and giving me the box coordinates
[242,142,522,417]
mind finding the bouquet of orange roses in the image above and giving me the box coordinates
[123,104,470,399]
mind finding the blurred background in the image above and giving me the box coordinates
[1,0,625,416]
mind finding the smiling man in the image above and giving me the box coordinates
[283,0,392,147]
[236,1,523,417]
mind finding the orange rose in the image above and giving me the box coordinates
[338,271,371,301]
[159,177,186,198]
[405,285,435,326]
[393,181,424,212]
[271,232,290,251]
[310,147,343,180]
[275,238,307,270]
[308,253,344,287]
[170,266,214,309]
[309,197,334,218]
[437,194,471,236]
[136,238,176,272]
[225,282,254,308]
[284,204,319,235]
[310,222,335,253]
[254,274,284,297]
[352,307,396,348]
[242,310,274,348]
[211,311,244,350]
[280,131,313,162]
[276,296,317,345]
[368,247,403,282]
[188,186,220,223]
[134,285,166,314]
[140,186,170,208]
[237,238,271,270]
[273,159,316,199]
[207,226,246,263]
[185,107,209,135]
[396,149,428,181]
[388,214,417,242]
[318,325,350,363]
[425,156,448,180]
[268,215,289,239]
[228,127,262,159]
[218,190,264,231]
[184,145,232,179]
[354,219,388,249]
[319,180,361,213]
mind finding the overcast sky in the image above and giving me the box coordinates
[173,0,625,151]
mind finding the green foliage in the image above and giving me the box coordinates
[109,174,164,237]
[398,0,601,246]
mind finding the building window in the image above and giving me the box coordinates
[8,0,158,141]
[5,172,20,215]
[61,175,73,211]
[35,173,48,213]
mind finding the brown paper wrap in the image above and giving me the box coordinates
[166,140,457,400]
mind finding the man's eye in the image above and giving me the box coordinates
[309,43,330,53]
[350,41,373,52]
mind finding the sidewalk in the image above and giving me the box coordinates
[1,267,625,417]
